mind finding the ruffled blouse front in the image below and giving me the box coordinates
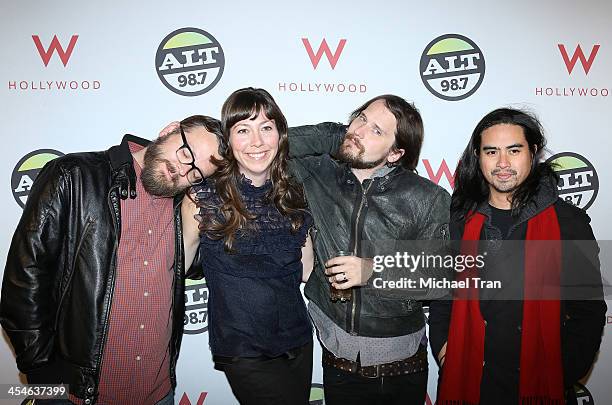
[195,176,312,358]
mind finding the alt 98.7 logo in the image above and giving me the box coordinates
[11,149,64,208]
[547,152,599,210]
[574,382,595,405]
[309,383,324,405]
[155,28,225,97]
[420,34,485,101]
[184,278,209,334]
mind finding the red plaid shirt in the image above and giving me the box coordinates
[71,142,175,404]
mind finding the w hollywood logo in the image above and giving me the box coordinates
[302,38,347,70]
[534,43,607,98]
[32,34,79,67]
[7,34,101,92]
[558,44,600,75]
[277,37,367,95]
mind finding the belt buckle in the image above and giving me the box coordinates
[361,364,381,379]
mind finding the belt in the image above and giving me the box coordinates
[322,346,428,378]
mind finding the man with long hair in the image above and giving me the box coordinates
[1,116,223,405]
[289,95,450,405]
[429,108,606,405]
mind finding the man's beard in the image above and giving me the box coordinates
[140,138,185,197]
[488,168,519,194]
[336,133,387,169]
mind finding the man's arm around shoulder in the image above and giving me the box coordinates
[288,122,346,159]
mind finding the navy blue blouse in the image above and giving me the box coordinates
[196,176,312,358]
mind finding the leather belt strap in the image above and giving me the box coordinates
[322,345,428,378]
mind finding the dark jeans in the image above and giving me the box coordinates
[323,363,428,405]
[221,342,313,405]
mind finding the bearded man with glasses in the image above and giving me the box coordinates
[1,115,223,405]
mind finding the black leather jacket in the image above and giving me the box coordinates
[288,123,451,338]
[0,135,186,404]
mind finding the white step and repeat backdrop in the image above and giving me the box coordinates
[2,1,611,404]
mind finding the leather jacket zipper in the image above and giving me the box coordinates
[349,180,373,335]
[169,201,183,384]
[95,188,122,386]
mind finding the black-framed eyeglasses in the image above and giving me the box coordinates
[176,125,205,186]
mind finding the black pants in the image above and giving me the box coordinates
[323,363,428,405]
[221,342,313,405]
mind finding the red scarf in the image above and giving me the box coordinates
[437,206,564,405]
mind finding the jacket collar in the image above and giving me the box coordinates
[108,134,150,171]
[334,161,406,190]
[475,173,559,227]
[107,134,151,200]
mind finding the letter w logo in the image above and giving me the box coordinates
[302,38,346,70]
[32,35,79,67]
[422,159,456,190]
[179,392,207,405]
[558,44,600,75]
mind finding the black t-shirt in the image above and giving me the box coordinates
[481,204,522,405]
[489,204,513,239]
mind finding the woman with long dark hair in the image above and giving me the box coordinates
[182,87,314,405]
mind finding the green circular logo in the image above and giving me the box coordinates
[184,278,209,334]
[309,383,324,405]
[11,149,64,208]
[156,27,225,97]
[547,152,599,210]
[420,34,485,101]
[574,382,595,404]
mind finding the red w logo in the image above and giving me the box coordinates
[32,35,79,67]
[423,159,456,190]
[558,44,600,75]
[178,392,207,405]
[302,38,347,70]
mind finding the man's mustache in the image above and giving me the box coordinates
[344,132,365,154]
[491,168,517,175]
